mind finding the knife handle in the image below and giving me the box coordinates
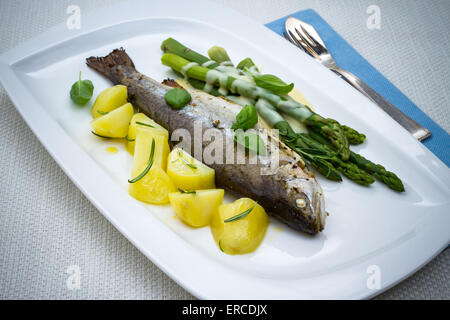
[331,67,431,141]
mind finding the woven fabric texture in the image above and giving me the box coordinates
[0,0,448,300]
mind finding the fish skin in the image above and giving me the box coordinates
[86,49,327,235]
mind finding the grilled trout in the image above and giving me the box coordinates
[87,49,327,235]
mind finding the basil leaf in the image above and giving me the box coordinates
[236,57,257,71]
[164,88,191,110]
[234,130,266,156]
[231,105,258,131]
[252,74,293,95]
[70,71,94,105]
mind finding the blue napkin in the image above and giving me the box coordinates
[266,9,450,167]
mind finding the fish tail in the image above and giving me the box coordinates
[86,48,135,83]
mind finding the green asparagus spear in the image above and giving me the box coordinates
[161,39,372,155]
[187,78,221,96]
[161,37,219,68]
[237,58,259,72]
[349,153,405,192]
[326,118,366,145]
[161,52,350,160]
[208,46,232,64]
[298,133,374,186]
[160,40,404,191]
[308,131,404,191]
[254,99,341,181]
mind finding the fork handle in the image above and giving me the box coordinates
[330,67,431,141]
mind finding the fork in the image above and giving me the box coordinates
[283,17,431,141]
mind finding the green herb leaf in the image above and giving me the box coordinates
[207,46,231,63]
[70,71,94,105]
[236,57,257,71]
[97,110,108,115]
[91,131,112,139]
[181,157,197,170]
[164,88,191,110]
[231,105,258,131]
[252,73,293,95]
[125,136,135,142]
[233,130,266,156]
[128,138,155,183]
[177,188,196,194]
[224,206,254,223]
[135,121,154,128]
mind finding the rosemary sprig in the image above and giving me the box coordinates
[128,138,155,183]
[177,188,196,194]
[97,110,108,115]
[91,131,112,139]
[125,136,135,142]
[181,158,197,170]
[135,121,154,128]
[224,206,254,223]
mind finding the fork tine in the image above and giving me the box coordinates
[299,25,327,53]
[294,27,326,57]
[288,30,306,48]
[283,32,294,44]
[298,26,316,47]
[294,27,314,48]
[288,30,317,58]
[284,31,308,55]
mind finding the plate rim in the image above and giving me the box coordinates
[0,0,449,300]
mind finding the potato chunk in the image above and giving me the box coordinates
[128,132,175,204]
[91,85,128,118]
[90,102,134,138]
[132,131,169,171]
[128,166,175,204]
[167,148,215,190]
[169,189,224,227]
[211,198,269,255]
[127,113,169,155]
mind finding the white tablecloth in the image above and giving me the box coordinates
[0,0,448,299]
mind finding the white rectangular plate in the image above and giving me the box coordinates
[0,0,449,299]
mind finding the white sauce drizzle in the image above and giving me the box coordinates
[204,69,312,120]
[203,83,213,93]
[248,65,260,74]
[180,62,199,78]
[201,60,216,68]
[226,95,255,106]
[220,61,234,66]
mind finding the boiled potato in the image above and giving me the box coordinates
[169,189,224,227]
[127,113,169,155]
[128,166,175,204]
[167,148,215,190]
[128,133,175,204]
[211,198,269,255]
[91,85,128,118]
[91,102,134,138]
[132,131,169,171]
